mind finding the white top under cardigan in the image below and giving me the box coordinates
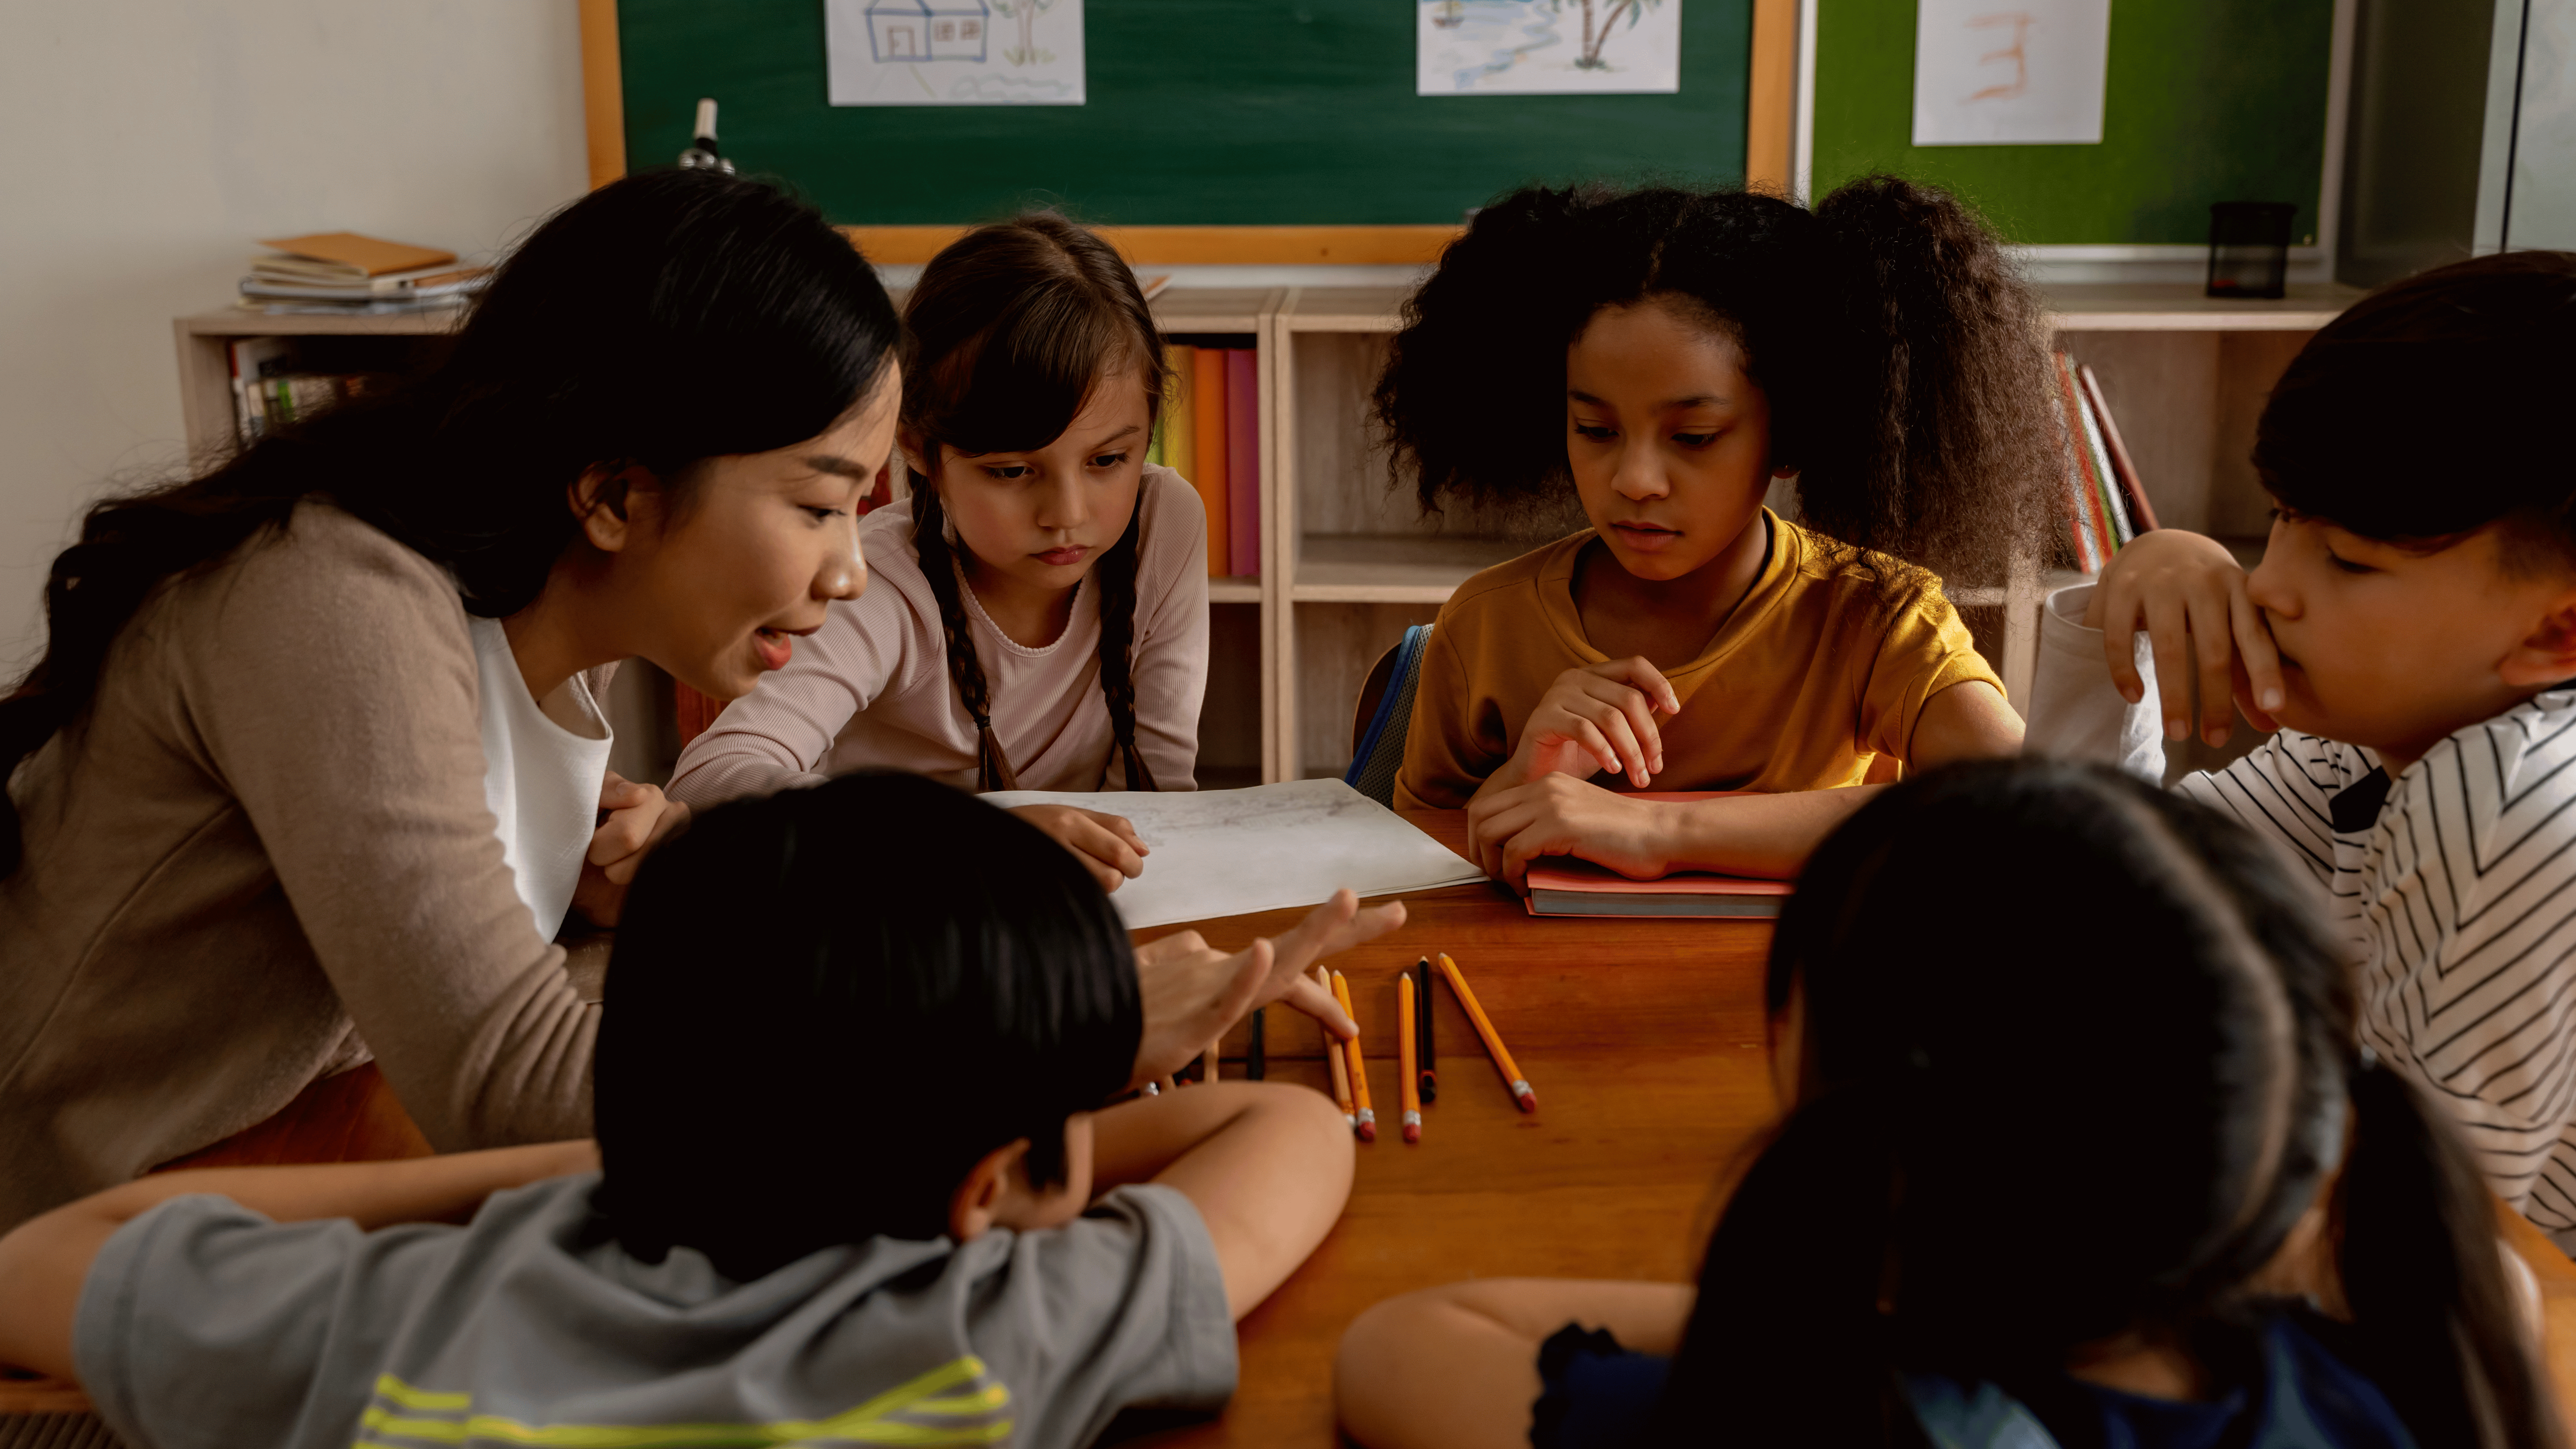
[668,465,1209,805]
[2026,582,2576,1251]
[470,617,614,941]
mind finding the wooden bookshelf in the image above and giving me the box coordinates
[180,278,2354,788]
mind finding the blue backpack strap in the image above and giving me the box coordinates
[1345,624,1434,806]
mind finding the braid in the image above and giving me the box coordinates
[909,473,1018,792]
[1093,475,1156,791]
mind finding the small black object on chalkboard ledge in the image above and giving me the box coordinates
[2207,202,2295,300]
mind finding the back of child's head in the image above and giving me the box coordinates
[593,772,1140,1281]
[1372,178,2060,587]
[2257,250,2576,573]
[1650,759,2555,1449]
[899,213,1169,791]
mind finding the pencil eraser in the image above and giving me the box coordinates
[1401,1109,1421,1144]
[1511,1081,1537,1113]
[1356,1108,1377,1142]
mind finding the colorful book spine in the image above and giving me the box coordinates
[2069,358,2132,546]
[2075,363,2158,532]
[2057,352,2126,550]
[1164,344,1223,573]
[1224,348,1260,578]
[2050,352,2115,569]
[1193,347,1232,577]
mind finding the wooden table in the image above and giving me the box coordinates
[12,807,2576,1446]
[1132,809,1783,1445]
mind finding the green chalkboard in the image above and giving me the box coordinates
[616,0,1750,225]
[1812,1,2335,245]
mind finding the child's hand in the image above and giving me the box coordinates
[1008,804,1148,893]
[1510,659,1682,789]
[570,772,690,929]
[1126,889,1406,1090]
[2087,530,2285,745]
[1467,775,1671,892]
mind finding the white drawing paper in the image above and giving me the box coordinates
[1417,0,1680,97]
[1911,0,2110,146]
[824,0,1084,106]
[978,779,1489,930]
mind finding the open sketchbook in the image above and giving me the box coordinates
[1524,792,1795,919]
[981,778,1488,930]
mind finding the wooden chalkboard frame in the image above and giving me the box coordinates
[574,0,1798,263]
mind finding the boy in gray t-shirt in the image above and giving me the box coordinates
[0,774,1372,1449]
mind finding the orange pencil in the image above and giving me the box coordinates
[1397,972,1422,1143]
[1332,969,1376,1141]
[1436,952,1536,1112]
[1318,965,1355,1124]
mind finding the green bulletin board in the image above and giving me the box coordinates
[616,0,1754,225]
[1810,0,2337,245]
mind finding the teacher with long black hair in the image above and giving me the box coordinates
[0,169,1376,1230]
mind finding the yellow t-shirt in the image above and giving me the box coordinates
[1394,512,2002,811]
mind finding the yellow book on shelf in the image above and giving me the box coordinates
[1162,345,1197,480]
[1164,343,1227,574]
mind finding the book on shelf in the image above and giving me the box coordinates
[1163,344,1222,568]
[254,232,456,281]
[240,232,486,314]
[1223,348,1260,578]
[1192,348,1231,578]
[2076,363,2159,532]
[226,338,391,443]
[2050,351,2156,572]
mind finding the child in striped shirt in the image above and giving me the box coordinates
[2027,251,2576,1248]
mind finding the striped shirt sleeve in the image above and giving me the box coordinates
[2353,699,2576,1236]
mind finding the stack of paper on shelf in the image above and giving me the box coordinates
[1147,342,1262,579]
[238,232,488,314]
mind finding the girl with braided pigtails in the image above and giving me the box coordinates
[669,213,1209,892]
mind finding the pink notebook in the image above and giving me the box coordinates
[1224,349,1260,578]
[1521,791,1794,919]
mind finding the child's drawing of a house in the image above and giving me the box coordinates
[865,0,990,61]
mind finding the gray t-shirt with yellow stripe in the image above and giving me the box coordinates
[73,1175,1235,1449]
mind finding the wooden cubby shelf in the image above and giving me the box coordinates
[179,277,2355,788]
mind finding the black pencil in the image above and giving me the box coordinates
[1247,1007,1266,1080]
[1415,957,1437,1102]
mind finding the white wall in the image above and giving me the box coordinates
[0,1,590,662]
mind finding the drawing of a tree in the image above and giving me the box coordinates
[993,0,1055,64]
[1553,0,1659,68]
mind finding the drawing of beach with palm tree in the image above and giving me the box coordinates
[1416,0,1678,95]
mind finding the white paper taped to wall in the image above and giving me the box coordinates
[980,778,1488,930]
[1912,0,2110,146]
[824,0,1085,106]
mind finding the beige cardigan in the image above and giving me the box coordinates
[0,502,597,1228]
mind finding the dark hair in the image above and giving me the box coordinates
[0,169,902,873]
[594,771,1141,1281]
[1650,759,2558,1449]
[2257,249,2576,573]
[901,213,1167,792]
[1373,177,2060,589]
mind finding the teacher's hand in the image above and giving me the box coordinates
[1127,888,1406,1091]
